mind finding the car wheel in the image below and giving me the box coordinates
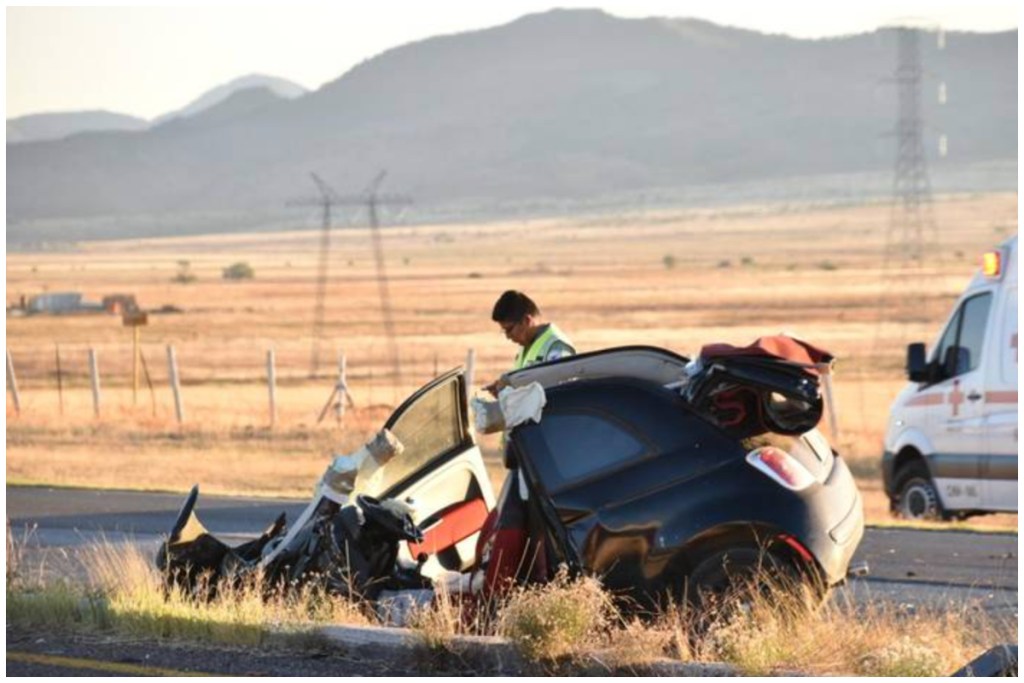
[894,463,943,521]
[686,545,821,621]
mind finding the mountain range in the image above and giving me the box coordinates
[7,10,1017,244]
[7,110,149,144]
[6,74,308,143]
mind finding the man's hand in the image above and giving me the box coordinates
[483,377,509,397]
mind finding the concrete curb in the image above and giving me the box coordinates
[311,623,739,675]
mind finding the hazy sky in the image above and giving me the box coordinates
[6,2,1018,120]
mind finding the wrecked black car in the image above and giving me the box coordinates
[158,335,864,612]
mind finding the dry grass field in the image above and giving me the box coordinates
[6,192,1018,529]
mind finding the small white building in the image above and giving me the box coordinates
[27,292,84,314]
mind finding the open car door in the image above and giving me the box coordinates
[363,369,496,580]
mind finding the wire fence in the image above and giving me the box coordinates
[5,341,494,426]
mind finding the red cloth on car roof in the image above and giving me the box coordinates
[699,335,833,375]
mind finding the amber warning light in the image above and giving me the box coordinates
[981,250,1003,279]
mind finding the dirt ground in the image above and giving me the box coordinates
[6,192,1018,529]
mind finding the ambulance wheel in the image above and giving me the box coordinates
[894,463,944,521]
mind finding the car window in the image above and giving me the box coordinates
[377,375,466,494]
[956,293,992,374]
[532,410,650,491]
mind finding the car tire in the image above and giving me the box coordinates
[685,545,822,622]
[894,462,944,521]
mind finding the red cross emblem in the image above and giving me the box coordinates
[948,379,964,417]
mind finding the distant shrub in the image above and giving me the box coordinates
[173,260,196,284]
[717,259,732,269]
[817,261,838,271]
[222,262,255,280]
[662,254,677,270]
[740,256,755,267]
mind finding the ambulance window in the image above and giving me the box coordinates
[1002,287,1018,387]
[957,293,992,374]
[932,309,962,372]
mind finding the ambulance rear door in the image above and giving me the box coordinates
[925,289,995,510]
[981,283,1018,511]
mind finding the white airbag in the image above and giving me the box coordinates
[470,382,547,434]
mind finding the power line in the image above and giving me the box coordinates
[358,171,411,390]
[287,173,344,378]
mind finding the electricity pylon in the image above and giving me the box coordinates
[289,170,412,387]
[287,173,345,377]
[346,171,411,390]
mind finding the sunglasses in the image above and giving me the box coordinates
[500,319,523,334]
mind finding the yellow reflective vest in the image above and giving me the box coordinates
[513,323,574,370]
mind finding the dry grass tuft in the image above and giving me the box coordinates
[497,569,614,662]
[601,617,675,668]
[407,582,462,650]
[8,537,373,646]
[6,519,20,585]
[676,574,1017,676]
[856,634,946,676]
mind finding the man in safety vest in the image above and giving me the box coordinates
[484,290,575,396]
[467,290,574,598]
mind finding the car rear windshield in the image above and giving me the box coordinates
[531,410,652,490]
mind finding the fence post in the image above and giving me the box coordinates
[336,352,347,425]
[167,345,184,424]
[132,325,140,405]
[266,349,277,428]
[6,349,21,415]
[139,349,156,417]
[465,348,476,395]
[55,344,64,415]
[88,348,101,417]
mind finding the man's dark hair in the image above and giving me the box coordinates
[491,290,540,323]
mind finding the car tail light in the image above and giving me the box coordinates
[746,446,815,491]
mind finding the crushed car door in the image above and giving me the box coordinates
[365,369,496,579]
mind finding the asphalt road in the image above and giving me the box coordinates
[7,485,1018,605]
[5,628,456,676]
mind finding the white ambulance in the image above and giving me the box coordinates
[883,234,1018,520]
